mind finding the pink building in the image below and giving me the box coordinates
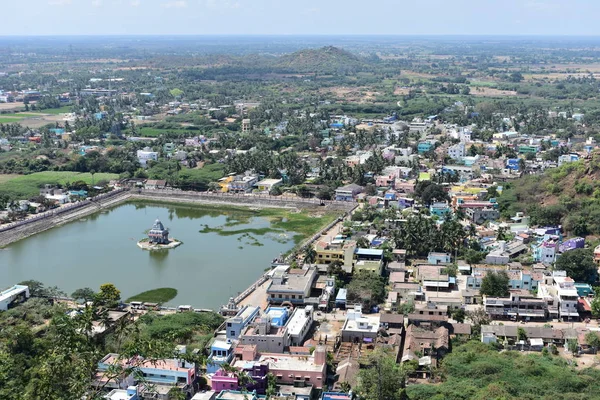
[394,179,415,193]
[375,175,393,187]
[232,344,327,389]
[210,369,238,393]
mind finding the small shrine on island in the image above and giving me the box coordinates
[148,219,169,244]
[137,218,182,250]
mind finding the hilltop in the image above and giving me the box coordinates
[276,46,370,74]
[498,152,600,236]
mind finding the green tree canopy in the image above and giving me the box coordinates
[480,271,510,297]
[554,248,598,284]
[71,287,96,303]
[356,348,412,400]
[347,270,386,311]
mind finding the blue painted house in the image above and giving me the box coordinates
[265,306,289,327]
[225,305,261,341]
[418,141,434,154]
[506,158,520,171]
[207,339,234,374]
[427,252,451,265]
[429,202,451,217]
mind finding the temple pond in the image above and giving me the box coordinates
[0,202,305,310]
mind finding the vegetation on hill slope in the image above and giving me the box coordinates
[406,341,600,400]
[498,153,600,236]
[276,46,370,74]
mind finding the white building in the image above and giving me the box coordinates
[45,194,70,204]
[558,154,580,167]
[447,142,466,160]
[287,306,314,347]
[137,148,158,167]
[0,285,30,311]
[341,305,380,342]
[552,272,580,321]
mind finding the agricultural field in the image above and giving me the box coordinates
[0,171,119,200]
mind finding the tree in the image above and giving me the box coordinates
[585,332,600,351]
[269,186,282,196]
[467,307,491,336]
[356,236,371,248]
[591,296,600,319]
[517,327,528,341]
[17,280,46,297]
[479,271,510,297]
[567,339,579,356]
[398,300,415,316]
[356,348,410,400]
[71,288,96,303]
[554,248,598,284]
[207,182,220,192]
[347,270,386,311]
[265,373,277,398]
[496,226,508,241]
[451,308,466,323]
[168,387,186,400]
[304,247,317,266]
[96,283,121,308]
[415,181,449,206]
[464,249,486,265]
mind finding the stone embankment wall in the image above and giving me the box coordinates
[0,188,356,248]
[0,189,131,247]
[132,189,356,211]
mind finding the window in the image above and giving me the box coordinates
[227,323,232,327]
[278,294,282,298]
[230,331,235,337]
[292,295,296,299]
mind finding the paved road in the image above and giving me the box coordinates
[238,279,270,310]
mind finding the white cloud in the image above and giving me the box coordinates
[92,0,103,6]
[130,0,141,6]
[48,0,73,5]
[162,0,187,8]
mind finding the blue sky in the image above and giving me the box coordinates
[2,0,600,36]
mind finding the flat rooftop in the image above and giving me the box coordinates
[286,308,312,337]
[343,314,380,333]
[0,285,28,302]
[258,353,323,373]
[105,389,137,400]
[237,306,259,321]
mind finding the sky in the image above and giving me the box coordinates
[2,0,600,36]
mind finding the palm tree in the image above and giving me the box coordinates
[303,247,317,266]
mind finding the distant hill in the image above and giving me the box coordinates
[276,46,370,74]
[498,153,600,236]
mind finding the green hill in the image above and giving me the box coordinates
[498,152,600,236]
[276,46,369,74]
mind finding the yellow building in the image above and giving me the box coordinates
[354,260,384,275]
[218,175,234,192]
[315,240,356,271]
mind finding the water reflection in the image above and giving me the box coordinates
[0,202,296,309]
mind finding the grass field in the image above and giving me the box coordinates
[0,174,19,184]
[196,204,341,245]
[35,106,72,115]
[0,106,72,122]
[125,288,178,304]
[0,171,120,199]
[129,126,197,137]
